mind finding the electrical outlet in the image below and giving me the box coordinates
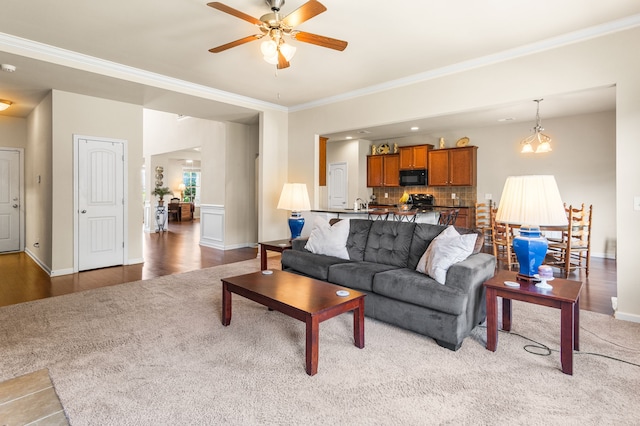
[384,193,388,198]
[451,193,456,199]
[485,193,492,200]
[634,196,640,211]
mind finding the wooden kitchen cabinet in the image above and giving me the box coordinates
[399,144,432,170]
[428,146,477,186]
[367,154,399,187]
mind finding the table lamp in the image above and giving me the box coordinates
[178,183,186,201]
[495,175,567,283]
[277,183,311,240]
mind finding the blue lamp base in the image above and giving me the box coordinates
[288,212,305,240]
[512,225,548,280]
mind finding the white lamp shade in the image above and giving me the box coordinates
[496,175,568,226]
[277,183,311,212]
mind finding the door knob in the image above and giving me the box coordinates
[12,204,18,208]
[81,210,87,214]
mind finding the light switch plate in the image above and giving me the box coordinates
[634,196,640,211]
[485,193,492,200]
[451,193,456,199]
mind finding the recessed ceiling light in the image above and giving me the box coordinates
[498,117,516,122]
[346,136,353,140]
[410,126,419,131]
[1,64,16,73]
[0,100,12,111]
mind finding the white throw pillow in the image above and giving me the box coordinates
[416,226,477,284]
[304,217,350,259]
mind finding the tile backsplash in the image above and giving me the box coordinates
[372,186,477,207]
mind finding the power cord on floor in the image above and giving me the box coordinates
[477,325,640,368]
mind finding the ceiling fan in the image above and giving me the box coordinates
[207,0,348,69]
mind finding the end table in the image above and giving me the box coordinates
[259,239,292,270]
[483,270,583,375]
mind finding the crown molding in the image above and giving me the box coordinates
[0,32,287,113]
[289,13,640,113]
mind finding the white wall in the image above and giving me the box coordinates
[288,28,640,321]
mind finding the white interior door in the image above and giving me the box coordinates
[329,162,348,209]
[77,137,125,270]
[0,150,20,252]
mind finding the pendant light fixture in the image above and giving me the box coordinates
[0,100,12,111]
[520,99,552,154]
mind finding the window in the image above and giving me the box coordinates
[182,169,201,205]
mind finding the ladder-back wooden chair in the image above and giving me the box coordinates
[547,203,593,278]
[474,202,492,245]
[491,208,519,271]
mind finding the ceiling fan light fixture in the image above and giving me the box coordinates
[0,100,12,111]
[279,42,296,61]
[260,39,278,56]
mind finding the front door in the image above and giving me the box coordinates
[77,137,125,271]
[0,150,20,252]
[328,162,348,209]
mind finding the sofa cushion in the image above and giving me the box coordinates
[372,269,468,316]
[304,216,350,259]
[416,226,477,284]
[281,250,350,281]
[407,223,447,270]
[346,219,373,261]
[363,221,416,267]
[328,261,400,292]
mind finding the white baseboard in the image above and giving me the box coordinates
[50,268,74,277]
[128,258,144,265]
[24,248,51,275]
[614,310,640,323]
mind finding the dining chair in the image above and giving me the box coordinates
[474,202,492,245]
[547,203,593,278]
[491,208,519,271]
[167,200,180,222]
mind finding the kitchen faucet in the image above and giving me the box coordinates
[354,197,368,210]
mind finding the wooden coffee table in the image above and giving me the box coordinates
[221,270,365,376]
[484,270,584,375]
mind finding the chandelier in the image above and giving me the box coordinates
[521,99,552,154]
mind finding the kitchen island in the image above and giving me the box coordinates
[310,208,440,224]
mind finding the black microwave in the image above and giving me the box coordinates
[399,169,427,186]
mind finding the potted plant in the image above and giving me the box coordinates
[151,186,171,206]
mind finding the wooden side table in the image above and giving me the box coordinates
[483,270,584,375]
[259,239,292,270]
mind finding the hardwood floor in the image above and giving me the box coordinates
[0,219,257,308]
[0,221,616,315]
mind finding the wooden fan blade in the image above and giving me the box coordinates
[207,2,262,26]
[277,50,290,69]
[209,35,262,53]
[292,31,348,51]
[281,1,327,27]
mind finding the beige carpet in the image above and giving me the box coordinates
[0,257,639,425]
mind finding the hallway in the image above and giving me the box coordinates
[0,220,257,308]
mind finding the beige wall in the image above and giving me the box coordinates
[224,122,259,247]
[25,93,53,270]
[51,90,143,273]
[0,116,27,148]
[289,28,640,320]
[259,109,289,242]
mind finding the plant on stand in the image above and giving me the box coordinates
[151,186,171,206]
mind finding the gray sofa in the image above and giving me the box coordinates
[281,219,496,350]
